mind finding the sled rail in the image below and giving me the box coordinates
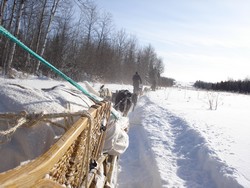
[0,101,112,188]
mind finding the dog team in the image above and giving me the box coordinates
[98,72,148,116]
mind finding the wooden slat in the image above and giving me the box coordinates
[33,179,64,188]
[105,155,118,186]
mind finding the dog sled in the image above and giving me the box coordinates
[0,26,129,187]
[0,101,128,188]
[0,81,129,188]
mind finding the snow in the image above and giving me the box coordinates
[118,87,250,188]
[0,76,250,188]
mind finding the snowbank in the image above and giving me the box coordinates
[117,87,249,188]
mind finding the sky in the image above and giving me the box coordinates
[95,0,250,83]
[1,75,249,187]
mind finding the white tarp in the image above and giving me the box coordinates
[0,79,129,173]
[103,116,129,156]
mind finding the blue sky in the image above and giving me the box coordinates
[95,0,250,82]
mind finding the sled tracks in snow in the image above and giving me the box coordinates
[126,96,243,188]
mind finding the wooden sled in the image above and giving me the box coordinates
[0,101,117,187]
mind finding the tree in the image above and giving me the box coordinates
[5,0,25,76]
[34,0,61,74]
[0,0,165,84]
[0,0,8,25]
[94,11,113,79]
[76,1,99,77]
[22,0,38,72]
[0,0,8,69]
[123,35,138,82]
[1,0,17,73]
[111,29,128,82]
[44,3,73,77]
[139,44,156,84]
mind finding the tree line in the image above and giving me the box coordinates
[0,0,170,86]
[194,79,250,94]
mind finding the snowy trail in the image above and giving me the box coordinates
[118,95,243,188]
[117,116,162,188]
[167,110,217,188]
[166,110,242,188]
[0,77,248,187]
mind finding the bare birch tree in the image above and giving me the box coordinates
[34,0,61,74]
[22,0,38,71]
[0,0,8,25]
[1,0,16,73]
[95,11,113,78]
[5,0,25,76]
[0,0,165,83]
[33,0,47,74]
[0,0,8,71]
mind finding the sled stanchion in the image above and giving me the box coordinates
[0,26,118,119]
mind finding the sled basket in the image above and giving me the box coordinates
[0,101,115,187]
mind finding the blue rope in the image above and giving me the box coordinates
[0,25,118,118]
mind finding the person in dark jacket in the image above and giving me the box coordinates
[132,72,142,94]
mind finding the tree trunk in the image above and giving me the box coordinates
[23,0,35,71]
[5,0,25,76]
[35,0,61,74]
[33,0,47,74]
[0,0,8,25]
[1,0,16,74]
[0,0,8,73]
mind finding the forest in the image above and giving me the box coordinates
[0,0,174,87]
[194,79,250,94]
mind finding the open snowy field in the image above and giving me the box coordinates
[0,76,249,188]
[116,85,250,188]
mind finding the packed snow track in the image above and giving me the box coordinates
[117,94,244,188]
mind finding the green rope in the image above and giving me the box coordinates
[0,25,118,118]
